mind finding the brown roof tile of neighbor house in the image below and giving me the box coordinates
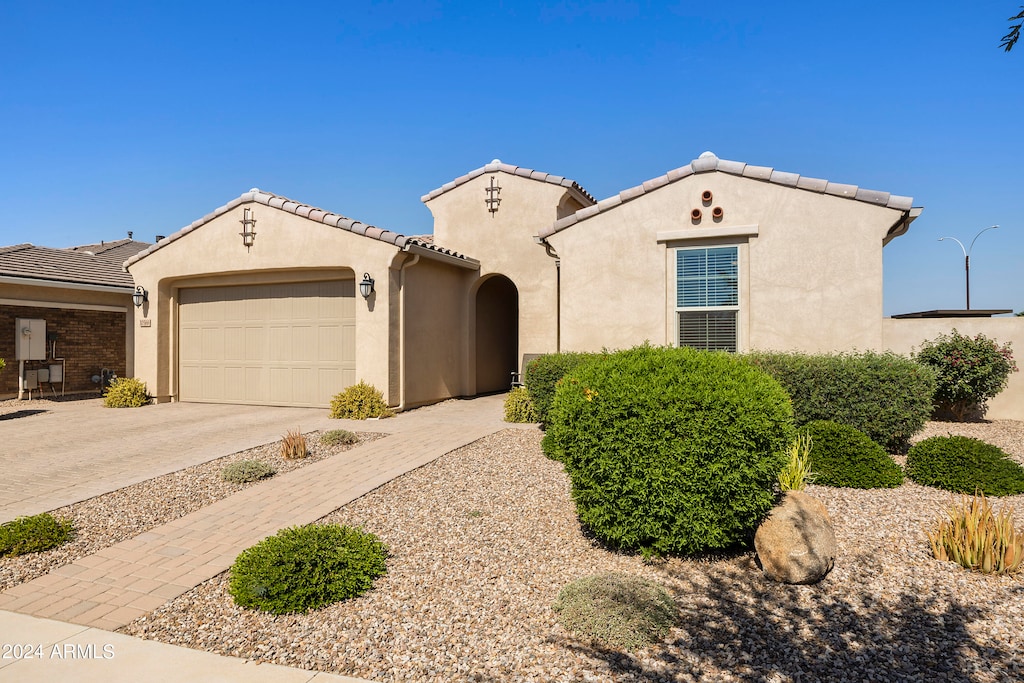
[420,160,597,206]
[0,238,151,289]
[538,151,916,239]
[122,189,477,270]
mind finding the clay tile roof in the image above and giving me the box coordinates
[123,189,475,270]
[0,238,151,289]
[420,160,597,206]
[539,151,916,239]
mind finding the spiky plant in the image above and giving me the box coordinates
[928,492,1023,575]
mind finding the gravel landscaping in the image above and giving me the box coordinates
[113,421,1024,683]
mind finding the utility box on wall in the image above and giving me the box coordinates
[15,318,46,360]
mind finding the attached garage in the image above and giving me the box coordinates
[178,280,355,407]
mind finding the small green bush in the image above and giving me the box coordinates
[746,351,935,451]
[914,330,1018,421]
[329,381,394,420]
[906,436,1024,496]
[221,460,276,484]
[503,386,538,423]
[102,377,150,408]
[798,421,904,489]
[320,429,359,446]
[229,524,388,614]
[553,572,678,651]
[543,345,793,557]
[524,352,602,425]
[0,513,74,556]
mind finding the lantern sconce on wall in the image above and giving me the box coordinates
[132,286,148,308]
[239,207,257,249]
[359,273,375,299]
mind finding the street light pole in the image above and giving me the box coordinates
[938,225,999,310]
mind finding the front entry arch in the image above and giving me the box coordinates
[474,275,518,394]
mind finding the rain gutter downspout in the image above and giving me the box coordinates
[536,237,560,352]
[396,252,420,412]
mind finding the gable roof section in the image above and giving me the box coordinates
[538,151,916,239]
[421,159,597,207]
[123,189,477,271]
[0,242,146,289]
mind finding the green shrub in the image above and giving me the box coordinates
[524,352,602,425]
[320,429,359,446]
[0,358,5,373]
[778,433,815,491]
[221,460,276,484]
[914,330,1018,421]
[798,421,904,489]
[543,345,793,557]
[0,513,74,556]
[553,573,678,651]
[503,386,538,423]
[102,377,150,408]
[329,381,394,420]
[906,436,1024,496]
[229,524,388,614]
[746,351,935,451]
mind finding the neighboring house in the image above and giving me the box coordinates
[0,237,151,398]
[125,153,1023,418]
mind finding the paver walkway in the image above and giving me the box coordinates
[0,394,511,633]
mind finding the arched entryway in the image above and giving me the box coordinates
[474,275,518,394]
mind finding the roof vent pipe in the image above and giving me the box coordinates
[155,235,165,242]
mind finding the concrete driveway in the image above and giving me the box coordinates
[0,398,342,523]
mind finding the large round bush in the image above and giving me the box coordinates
[229,524,387,614]
[914,330,1017,421]
[543,346,794,557]
[906,436,1024,496]
[798,421,904,489]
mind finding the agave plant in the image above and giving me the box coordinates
[927,492,1023,575]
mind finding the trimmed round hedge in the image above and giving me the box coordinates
[229,524,387,614]
[542,345,794,557]
[798,421,904,489]
[906,436,1024,496]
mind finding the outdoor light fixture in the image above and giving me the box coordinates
[938,225,999,310]
[359,273,375,299]
[239,207,257,249]
[132,286,148,308]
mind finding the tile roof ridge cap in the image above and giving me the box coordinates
[0,243,34,254]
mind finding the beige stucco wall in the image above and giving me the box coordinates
[545,172,907,354]
[127,204,404,405]
[425,172,587,376]
[883,317,1024,420]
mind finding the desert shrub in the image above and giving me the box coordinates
[778,433,815,492]
[906,436,1024,496]
[928,492,1023,575]
[320,429,359,446]
[543,345,793,557]
[221,459,276,484]
[797,421,904,489]
[553,572,678,651]
[523,351,602,425]
[229,523,388,614]
[280,429,308,460]
[102,377,150,408]
[914,330,1018,421]
[0,513,74,556]
[503,386,538,423]
[746,351,935,451]
[329,381,394,420]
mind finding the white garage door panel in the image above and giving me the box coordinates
[179,280,356,408]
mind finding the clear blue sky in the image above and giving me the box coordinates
[1,1,1021,316]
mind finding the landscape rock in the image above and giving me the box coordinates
[754,491,837,584]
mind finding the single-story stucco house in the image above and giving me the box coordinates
[120,152,1022,417]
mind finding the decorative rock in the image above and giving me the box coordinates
[754,491,837,584]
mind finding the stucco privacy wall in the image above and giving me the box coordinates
[544,170,908,353]
[883,317,1024,420]
[128,203,405,405]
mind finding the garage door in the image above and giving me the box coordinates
[178,281,355,407]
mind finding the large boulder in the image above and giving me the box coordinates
[754,491,837,584]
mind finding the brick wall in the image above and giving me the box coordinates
[0,305,126,396]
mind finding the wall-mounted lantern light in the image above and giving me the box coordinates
[359,273,375,299]
[239,207,257,249]
[132,286,148,308]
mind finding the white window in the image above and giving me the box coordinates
[675,246,738,352]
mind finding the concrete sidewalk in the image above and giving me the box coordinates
[0,393,513,682]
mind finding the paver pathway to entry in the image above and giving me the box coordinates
[0,394,511,631]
